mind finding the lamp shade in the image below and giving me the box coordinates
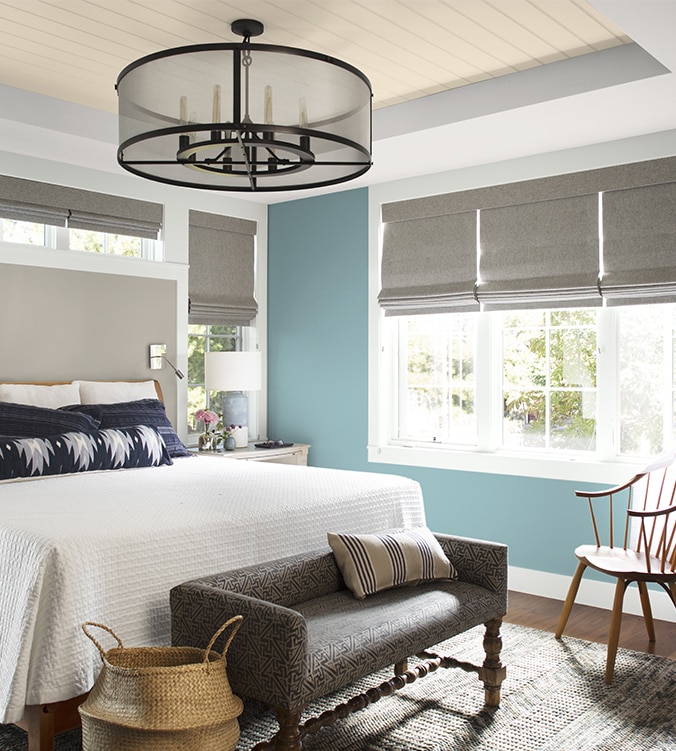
[205,351,262,392]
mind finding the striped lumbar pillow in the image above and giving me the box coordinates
[327,527,457,600]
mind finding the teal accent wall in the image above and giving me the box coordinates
[268,188,596,579]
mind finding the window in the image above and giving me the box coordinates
[1,219,45,245]
[187,324,240,437]
[378,304,676,477]
[0,218,160,260]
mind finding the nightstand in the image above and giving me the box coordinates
[193,443,310,466]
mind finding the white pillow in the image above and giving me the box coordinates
[0,382,81,408]
[75,380,158,404]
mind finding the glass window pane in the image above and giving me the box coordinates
[550,390,596,450]
[503,326,546,389]
[70,228,104,253]
[188,333,206,385]
[187,385,206,432]
[108,234,142,257]
[503,390,547,449]
[400,313,476,445]
[618,305,665,456]
[2,219,44,244]
[209,325,238,337]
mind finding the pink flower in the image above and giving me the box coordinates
[194,409,219,425]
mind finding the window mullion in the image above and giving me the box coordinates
[476,311,495,451]
[662,306,672,448]
[596,307,616,460]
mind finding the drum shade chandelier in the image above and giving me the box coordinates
[116,19,373,192]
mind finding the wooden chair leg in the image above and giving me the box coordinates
[636,581,656,642]
[606,578,628,685]
[555,561,587,639]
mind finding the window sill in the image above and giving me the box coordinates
[367,444,645,485]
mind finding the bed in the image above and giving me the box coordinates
[0,380,425,749]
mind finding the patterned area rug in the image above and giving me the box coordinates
[2,622,674,750]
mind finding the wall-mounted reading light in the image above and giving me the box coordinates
[149,344,185,379]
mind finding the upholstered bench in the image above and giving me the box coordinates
[170,530,507,751]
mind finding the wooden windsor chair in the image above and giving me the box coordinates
[555,450,676,683]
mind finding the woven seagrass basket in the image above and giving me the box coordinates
[79,616,243,751]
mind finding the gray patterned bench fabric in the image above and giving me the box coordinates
[170,532,507,749]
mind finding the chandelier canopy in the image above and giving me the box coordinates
[116,19,373,192]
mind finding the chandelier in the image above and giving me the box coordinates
[115,19,373,192]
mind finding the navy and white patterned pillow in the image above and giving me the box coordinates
[0,425,173,481]
[63,399,190,458]
[0,401,101,437]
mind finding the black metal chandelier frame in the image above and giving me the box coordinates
[116,20,373,192]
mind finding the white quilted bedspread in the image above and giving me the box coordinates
[0,456,425,724]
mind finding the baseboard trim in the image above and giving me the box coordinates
[509,566,676,623]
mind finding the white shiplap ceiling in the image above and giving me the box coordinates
[0,0,630,115]
[1,1,674,201]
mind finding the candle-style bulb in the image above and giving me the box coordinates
[264,85,273,125]
[299,97,308,128]
[179,95,188,124]
[212,84,221,123]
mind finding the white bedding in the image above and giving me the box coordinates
[0,456,425,724]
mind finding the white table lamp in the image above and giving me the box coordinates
[204,351,262,448]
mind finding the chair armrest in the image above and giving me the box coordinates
[628,502,676,519]
[170,581,308,707]
[575,472,645,499]
[434,533,508,598]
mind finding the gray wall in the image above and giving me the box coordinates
[0,263,178,422]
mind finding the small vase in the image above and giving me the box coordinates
[224,435,236,451]
[198,433,217,451]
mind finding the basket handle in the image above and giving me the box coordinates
[82,621,124,659]
[203,615,244,663]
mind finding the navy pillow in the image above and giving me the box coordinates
[0,425,173,481]
[0,401,101,437]
[63,399,190,458]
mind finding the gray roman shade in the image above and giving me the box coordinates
[378,156,676,315]
[188,210,258,326]
[0,175,162,239]
[601,181,676,305]
[379,202,478,315]
[478,194,601,310]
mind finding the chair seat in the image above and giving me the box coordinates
[575,544,676,581]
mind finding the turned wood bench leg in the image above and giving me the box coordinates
[478,617,507,707]
[252,706,304,751]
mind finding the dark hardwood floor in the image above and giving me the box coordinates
[505,590,676,659]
